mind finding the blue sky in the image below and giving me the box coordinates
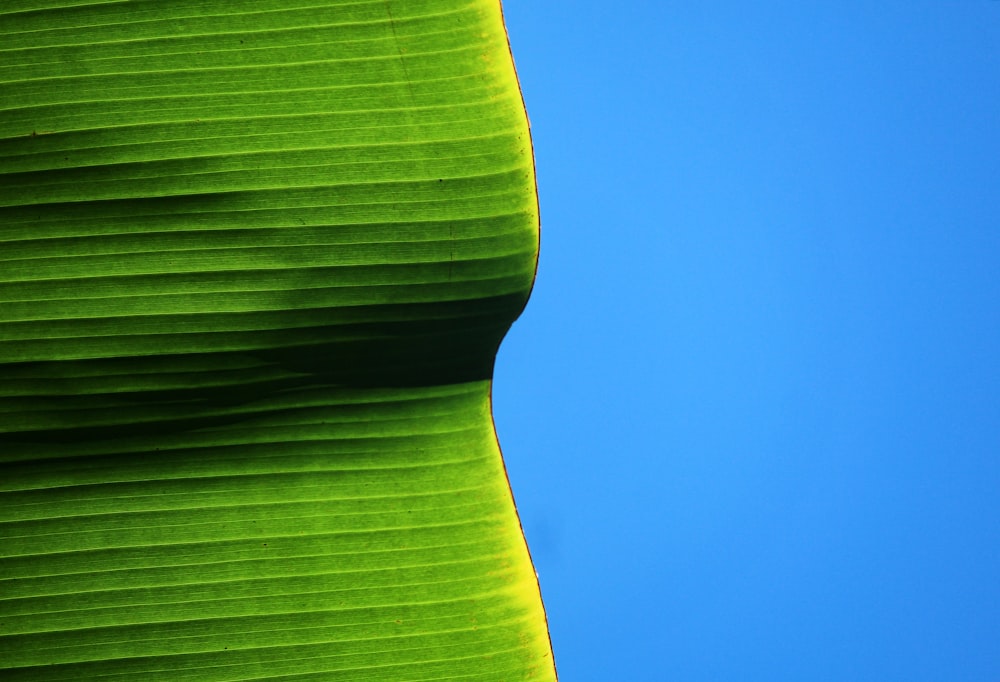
[492,3,1000,680]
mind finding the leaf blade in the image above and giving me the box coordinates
[0,1,552,679]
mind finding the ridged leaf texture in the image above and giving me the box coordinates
[0,1,554,680]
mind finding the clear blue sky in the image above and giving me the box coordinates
[493,3,1000,680]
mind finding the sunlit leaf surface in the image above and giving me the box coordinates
[0,1,554,679]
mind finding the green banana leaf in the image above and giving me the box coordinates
[0,1,555,679]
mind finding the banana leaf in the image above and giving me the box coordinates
[0,1,555,679]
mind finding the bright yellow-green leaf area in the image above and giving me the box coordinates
[0,1,554,680]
